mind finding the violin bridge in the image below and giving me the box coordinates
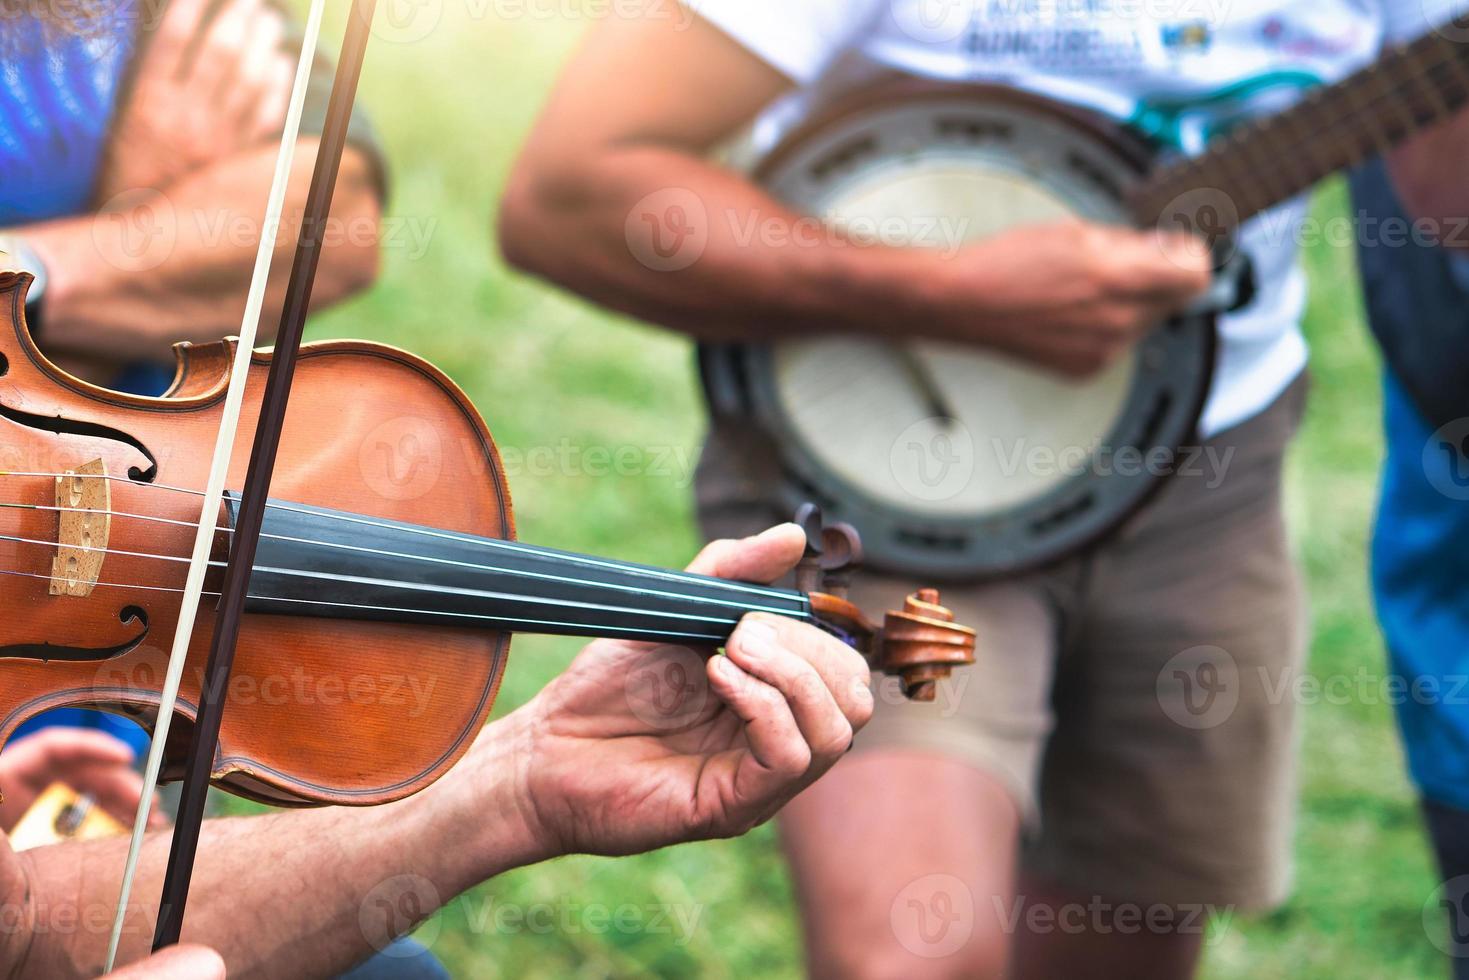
[49,459,109,598]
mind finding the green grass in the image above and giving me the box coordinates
[284,10,1446,978]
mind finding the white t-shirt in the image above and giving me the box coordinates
[689,0,1466,435]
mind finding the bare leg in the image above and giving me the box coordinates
[1011,875,1205,980]
[780,750,1022,980]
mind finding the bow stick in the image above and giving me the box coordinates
[102,0,376,965]
[152,0,379,951]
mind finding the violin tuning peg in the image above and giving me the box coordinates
[793,503,825,594]
[817,522,863,599]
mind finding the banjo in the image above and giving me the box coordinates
[702,19,1469,579]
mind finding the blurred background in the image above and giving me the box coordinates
[275,2,1442,976]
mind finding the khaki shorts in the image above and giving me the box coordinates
[698,376,1309,912]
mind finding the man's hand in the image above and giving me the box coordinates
[936,221,1214,377]
[509,524,875,858]
[0,729,163,833]
[96,0,293,200]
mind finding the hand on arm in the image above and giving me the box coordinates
[498,1,1211,376]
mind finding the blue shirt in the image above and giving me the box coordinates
[0,10,138,225]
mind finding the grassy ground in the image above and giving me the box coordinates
[289,7,1447,977]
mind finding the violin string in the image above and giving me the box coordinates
[0,532,804,623]
[0,505,793,614]
[0,568,753,641]
[0,472,795,602]
[0,503,805,617]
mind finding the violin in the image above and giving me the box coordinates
[0,272,976,808]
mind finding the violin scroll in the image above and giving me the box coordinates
[795,505,976,702]
[876,589,975,703]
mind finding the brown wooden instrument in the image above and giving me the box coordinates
[0,272,976,809]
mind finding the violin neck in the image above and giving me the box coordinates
[233,496,813,645]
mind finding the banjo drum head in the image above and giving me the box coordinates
[705,85,1215,579]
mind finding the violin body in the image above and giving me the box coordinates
[0,273,513,806]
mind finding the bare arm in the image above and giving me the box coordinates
[17,142,380,364]
[499,2,1209,376]
[3,715,543,980]
[2,526,873,979]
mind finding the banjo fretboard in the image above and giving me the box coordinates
[1131,16,1469,229]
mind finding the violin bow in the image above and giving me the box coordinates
[104,0,378,965]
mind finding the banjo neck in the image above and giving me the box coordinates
[1130,17,1469,231]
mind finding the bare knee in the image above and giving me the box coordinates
[782,751,1023,980]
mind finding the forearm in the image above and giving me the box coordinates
[17,141,380,363]
[499,146,975,345]
[7,712,547,980]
